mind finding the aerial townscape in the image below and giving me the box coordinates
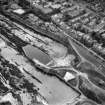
[0,0,105,105]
